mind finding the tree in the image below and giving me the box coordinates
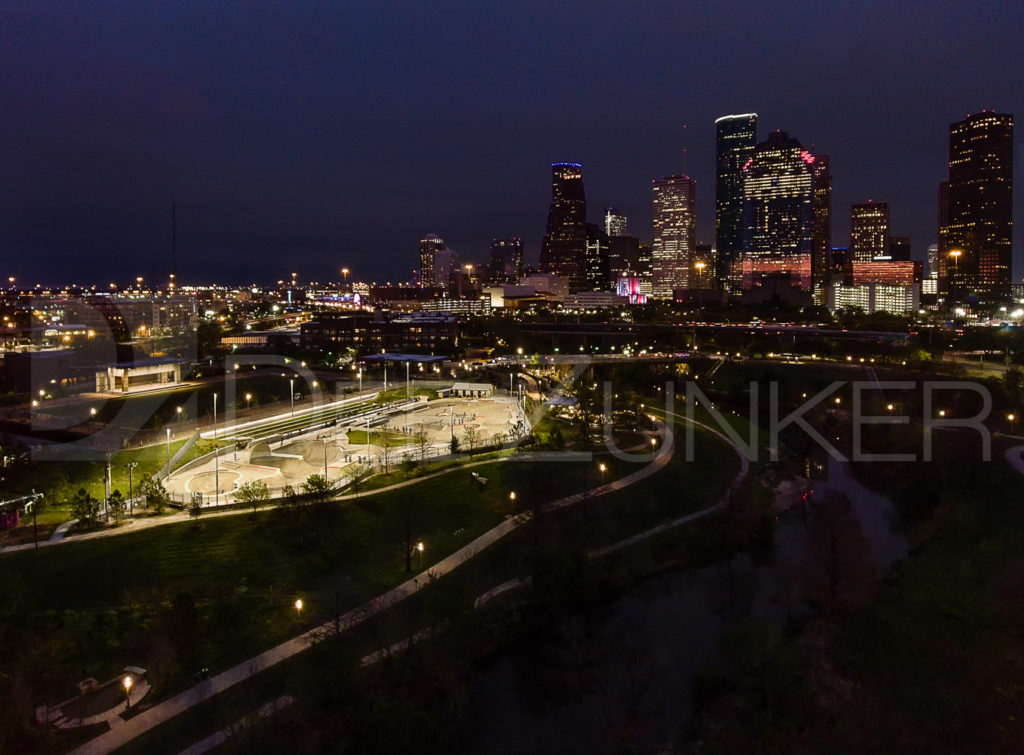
[346,463,373,501]
[140,476,170,513]
[380,431,395,475]
[234,479,270,514]
[463,425,480,454]
[804,491,876,608]
[449,435,460,455]
[188,493,203,527]
[107,490,127,522]
[413,428,431,461]
[301,473,335,503]
[69,488,101,526]
[400,456,416,478]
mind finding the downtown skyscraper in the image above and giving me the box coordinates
[715,113,758,289]
[938,111,1014,303]
[850,201,890,262]
[741,130,815,292]
[811,154,832,299]
[539,163,588,291]
[651,175,697,298]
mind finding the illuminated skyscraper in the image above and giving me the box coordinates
[418,233,445,287]
[741,130,815,291]
[604,206,627,237]
[488,238,523,284]
[539,162,587,291]
[939,111,1014,302]
[812,154,832,299]
[584,223,611,291]
[651,175,697,298]
[715,113,758,289]
[850,201,890,262]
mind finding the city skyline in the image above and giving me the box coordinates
[1,2,1022,286]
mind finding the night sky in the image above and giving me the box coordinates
[2,1,1022,287]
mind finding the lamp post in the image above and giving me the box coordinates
[1008,413,1017,434]
[341,267,349,289]
[949,249,962,303]
[289,378,295,417]
[123,676,133,710]
[165,427,171,471]
[127,461,137,516]
[245,393,252,411]
[599,462,607,487]
[176,405,183,424]
[406,361,410,399]
[358,368,362,394]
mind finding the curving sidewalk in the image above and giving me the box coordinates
[589,409,750,558]
[68,421,675,755]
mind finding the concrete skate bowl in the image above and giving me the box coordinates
[296,441,342,466]
[248,441,274,465]
[189,471,240,495]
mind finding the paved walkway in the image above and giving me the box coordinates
[48,519,77,542]
[69,422,674,755]
[590,409,750,558]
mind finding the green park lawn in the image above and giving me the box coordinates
[0,418,743,753]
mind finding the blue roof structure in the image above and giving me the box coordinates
[359,353,447,364]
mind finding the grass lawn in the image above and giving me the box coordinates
[0,451,656,748]
[372,387,438,405]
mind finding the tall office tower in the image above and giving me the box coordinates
[418,233,445,287]
[849,202,890,262]
[927,243,939,279]
[539,162,588,291]
[433,246,461,292]
[584,223,611,290]
[888,236,911,261]
[604,206,627,237]
[811,154,832,299]
[608,235,640,281]
[488,238,523,284]
[651,175,697,298]
[741,130,815,291]
[715,113,758,289]
[939,111,1014,302]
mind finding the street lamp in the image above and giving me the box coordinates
[341,267,349,287]
[176,405,183,423]
[949,249,962,303]
[289,377,295,417]
[1008,413,1016,434]
[123,676,133,710]
[599,462,607,487]
[127,461,138,516]
[938,409,946,418]
[245,393,252,410]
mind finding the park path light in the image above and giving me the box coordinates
[90,407,97,417]
[123,675,133,709]
[176,405,183,422]
[1009,414,1017,433]
[509,491,516,502]
[599,462,607,486]
[938,409,946,418]
[294,598,304,614]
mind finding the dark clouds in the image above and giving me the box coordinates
[1,0,1021,285]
